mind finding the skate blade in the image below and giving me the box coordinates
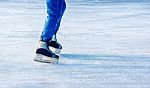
[34,54,59,64]
[49,47,61,54]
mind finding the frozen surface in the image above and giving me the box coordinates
[0,0,150,88]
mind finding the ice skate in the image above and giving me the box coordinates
[34,41,59,64]
[49,35,62,54]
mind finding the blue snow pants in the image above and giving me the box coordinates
[41,0,66,42]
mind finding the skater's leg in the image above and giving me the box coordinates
[48,0,66,54]
[54,0,66,35]
[41,0,65,43]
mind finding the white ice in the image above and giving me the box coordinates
[0,0,150,88]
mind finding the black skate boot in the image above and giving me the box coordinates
[49,35,62,54]
[34,41,59,63]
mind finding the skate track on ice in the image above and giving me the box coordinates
[0,0,150,88]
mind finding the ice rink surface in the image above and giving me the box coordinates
[0,0,150,88]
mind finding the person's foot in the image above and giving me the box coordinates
[34,41,59,63]
[49,35,62,54]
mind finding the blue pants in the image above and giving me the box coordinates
[41,0,66,42]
